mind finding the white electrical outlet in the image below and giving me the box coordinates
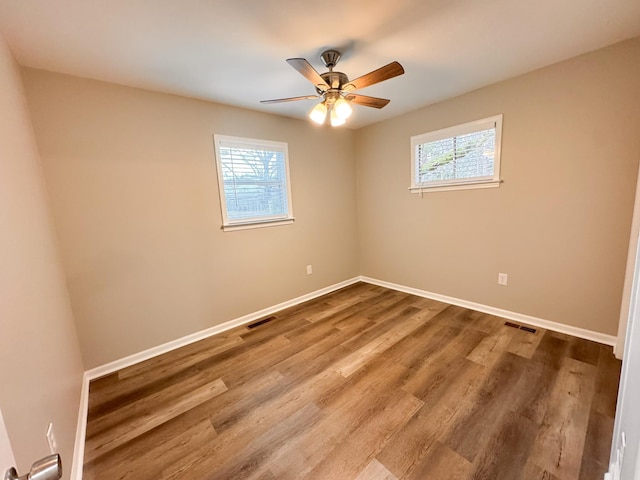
[498,273,508,286]
[306,265,313,275]
[46,423,57,454]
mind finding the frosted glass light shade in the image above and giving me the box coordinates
[330,108,346,127]
[309,102,328,124]
[334,97,353,120]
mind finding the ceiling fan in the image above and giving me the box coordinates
[261,50,405,127]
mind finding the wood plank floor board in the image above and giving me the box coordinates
[366,294,422,322]
[236,364,400,479]
[175,402,325,480]
[332,308,419,358]
[442,352,530,462]
[275,336,353,382]
[592,345,622,418]
[237,316,313,344]
[334,307,431,378]
[265,361,418,479]
[531,332,571,369]
[578,410,615,480]
[466,326,517,368]
[276,299,334,325]
[182,334,293,389]
[202,369,287,434]
[377,358,486,478]
[468,410,538,480]
[401,441,473,480]
[117,334,244,381]
[221,332,336,389]
[401,330,486,402]
[386,309,486,373]
[567,337,601,366]
[83,418,217,480]
[380,321,452,369]
[89,333,290,419]
[466,311,503,334]
[160,369,345,480]
[253,471,276,480]
[513,360,561,426]
[83,283,620,479]
[209,367,339,436]
[324,283,388,307]
[354,458,399,480]
[316,356,413,412]
[85,377,227,463]
[86,367,225,437]
[521,462,563,480]
[506,324,545,359]
[305,285,385,323]
[329,297,398,330]
[527,357,597,480]
[302,389,423,480]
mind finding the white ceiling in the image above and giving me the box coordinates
[1,0,639,129]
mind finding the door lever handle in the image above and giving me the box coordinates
[4,454,61,480]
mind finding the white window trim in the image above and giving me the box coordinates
[220,218,294,232]
[213,134,294,231]
[409,114,503,193]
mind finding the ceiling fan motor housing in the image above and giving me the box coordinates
[316,71,349,95]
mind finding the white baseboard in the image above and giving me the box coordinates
[360,276,617,346]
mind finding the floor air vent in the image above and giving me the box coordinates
[247,316,276,329]
[504,321,537,334]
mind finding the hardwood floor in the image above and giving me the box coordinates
[83,283,621,479]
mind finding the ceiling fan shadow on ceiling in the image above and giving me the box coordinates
[261,49,405,127]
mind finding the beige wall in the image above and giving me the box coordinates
[0,34,83,478]
[18,37,640,375]
[355,38,640,336]
[22,70,360,368]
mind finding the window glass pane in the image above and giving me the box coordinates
[214,136,292,226]
[410,115,502,193]
[416,128,495,184]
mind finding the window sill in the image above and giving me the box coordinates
[409,179,502,194]
[221,218,295,232]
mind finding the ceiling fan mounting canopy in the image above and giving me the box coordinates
[320,49,342,70]
[261,49,404,110]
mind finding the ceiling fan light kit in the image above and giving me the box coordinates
[261,49,404,127]
[309,90,352,126]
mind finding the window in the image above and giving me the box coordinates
[213,135,294,231]
[410,114,503,193]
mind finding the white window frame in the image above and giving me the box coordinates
[213,134,294,231]
[410,114,503,193]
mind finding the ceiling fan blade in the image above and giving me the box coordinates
[286,58,330,91]
[260,95,319,104]
[345,94,390,109]
[343,61,404,91]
